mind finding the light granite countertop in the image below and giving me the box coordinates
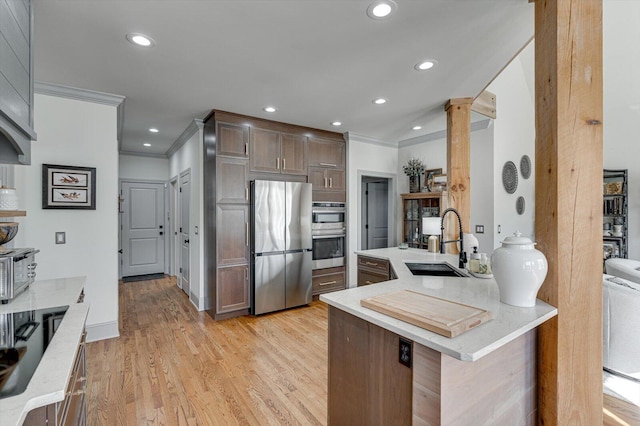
[0,276,88,426]
[320,248,557,362]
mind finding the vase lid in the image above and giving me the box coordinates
[500,231,536,246]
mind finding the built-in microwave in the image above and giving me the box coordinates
[312,202,345,234]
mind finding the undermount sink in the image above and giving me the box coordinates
[405,262,469,277]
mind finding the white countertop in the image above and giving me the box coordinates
[321,248,557,362]
[0,276,88,426]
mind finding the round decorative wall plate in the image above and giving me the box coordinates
[502,161,518,194]
[516,196,526,215]
[520,155,531,179]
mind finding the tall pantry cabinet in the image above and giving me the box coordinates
[203,110,346,320]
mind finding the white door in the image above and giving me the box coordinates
[366,181,389,249]
[121,181,165,277]
[180,172,191,296]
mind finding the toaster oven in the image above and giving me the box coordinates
[0,248,39,304]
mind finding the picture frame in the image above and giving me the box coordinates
[42,164,96,210]
[423,168,443,191]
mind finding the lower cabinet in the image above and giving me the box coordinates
[312,266,345,296]
[357,255,393,286]
[217,264,250,313]
[328,306,412,424]
[24,332,87,426]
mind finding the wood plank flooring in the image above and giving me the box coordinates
[86,275,639,425]
[86,276,328,425]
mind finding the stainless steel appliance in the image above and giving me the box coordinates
[251,180,312,315]
[311,202,345,270]
[0,249,39,304]
[0,305,69,399]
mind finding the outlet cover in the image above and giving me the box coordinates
[475,225,485,234]
[399,338,412,368]
[55,232,66,244]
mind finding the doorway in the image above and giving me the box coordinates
[179,170,191,297]
[120,180,166,277]
[359,173,396,250]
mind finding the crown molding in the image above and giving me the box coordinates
[119,150,169,159]
[166,119,204,157]
[398,119,492,148]
[34,81,125,106]
[344,131,397,148]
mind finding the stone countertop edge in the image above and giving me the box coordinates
[0,276,88,426]
[321,248,557,362]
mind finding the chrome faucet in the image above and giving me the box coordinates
[439,207,467,269]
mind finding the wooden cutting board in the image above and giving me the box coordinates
[360,290,492,338]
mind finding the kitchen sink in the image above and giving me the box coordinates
[405,262,468,277]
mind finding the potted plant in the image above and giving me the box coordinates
[402,157,426,193]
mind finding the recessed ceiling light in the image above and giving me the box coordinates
[373,98,387,105]
[415,60,438,71]
[263,106,277,113]
[126,32,156,48]
[412,125,422,130]
[366,0,398,19]
[143,143,151,147]
[149,128,159,133]
[331,121,342,126]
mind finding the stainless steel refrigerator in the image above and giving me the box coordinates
[251,180,312,315]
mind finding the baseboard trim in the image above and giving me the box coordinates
[86,320,120,342]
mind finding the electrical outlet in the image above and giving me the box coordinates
[55,232,66,244]
[399,338,412,368]
[475,225,485,234]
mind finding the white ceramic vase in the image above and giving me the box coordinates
[491,232,548,307]
[0,187,18,210]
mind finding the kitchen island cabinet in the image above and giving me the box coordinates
[0,277,88,426]
[321,248,557,424]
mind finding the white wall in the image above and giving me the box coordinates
[119,154,169,181]
[13,93,119,342]
[168,127,203,309]
[603,1,640,259]
[487,41,536,248]
[347,135,398,287]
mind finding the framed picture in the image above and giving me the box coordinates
[42,164,96,210]
[423,168,443,191]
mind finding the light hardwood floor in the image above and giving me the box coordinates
[86,275,639,425]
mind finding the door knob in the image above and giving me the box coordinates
[159,232,164,235]
[185,239,190,244]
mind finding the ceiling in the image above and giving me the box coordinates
[32,0,534,157]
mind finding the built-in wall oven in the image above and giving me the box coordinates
[312,202,345,270]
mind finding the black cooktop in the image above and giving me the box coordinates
[0,305,69,399]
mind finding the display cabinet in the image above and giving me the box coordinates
[603,169,628,261]
[401,192,448,249]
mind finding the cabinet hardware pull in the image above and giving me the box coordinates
[245,187,249,201]
[245,267,248,280]
[66,389,85,397]
[329,178,333,188]
[282,158,286,170]
[324,177,328,187]
[246,222,249,246]
[365,280,373,284]
[245,143,248,156]
[276,157,280,170]
[365,262,378,266]
[319,162,337,167]
[319,280,337,286]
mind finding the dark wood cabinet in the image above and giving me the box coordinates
[312,266,346,296]
[217,264,250,313]
[357,255,392,286]
[308,138,345,168]
[250,128,307,175]
[217,122,249,157]
[328,306,412,425]
[216,205,249,267]
[308,167,345,191]
[216,156,249,204]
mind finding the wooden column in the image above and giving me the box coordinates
[534,0,603,425]
[445,98,472,235]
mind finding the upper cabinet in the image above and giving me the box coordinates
[250,127,307,175]
[0,0,36,165]
[217,122,249,157]
[308,138,345,169]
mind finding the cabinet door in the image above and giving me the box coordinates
[216,156,249,204]
[217,122,249,157]
[217,205,249,266]
[308,138,346,168]
[280,133,307,175]
[217,264,250,313]
[308,167,327,191]
[250,127,281,173]
[325,169,345,192]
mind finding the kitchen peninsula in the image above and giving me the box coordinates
[321,248,557,425]
[0,277,87,426]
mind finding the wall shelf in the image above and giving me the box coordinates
[0,210,26,218]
